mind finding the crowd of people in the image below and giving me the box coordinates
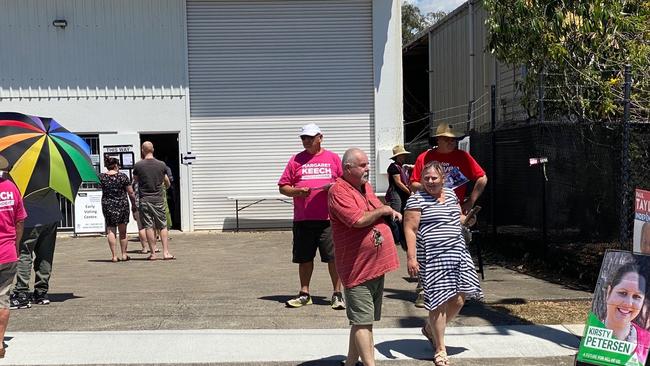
[278,122,487,366]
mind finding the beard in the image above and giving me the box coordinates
[360,172,369,184]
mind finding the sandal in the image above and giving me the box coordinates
[434,351,449,366]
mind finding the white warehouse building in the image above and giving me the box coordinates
[0,0,403,232]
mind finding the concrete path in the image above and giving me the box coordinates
[3,231,592,365]
[3,325,584,365]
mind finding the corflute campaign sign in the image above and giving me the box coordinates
[634,189,650,254]
[577,250,650,366]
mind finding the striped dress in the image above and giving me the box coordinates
[405,187,483,311]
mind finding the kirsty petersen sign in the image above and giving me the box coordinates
[584,325,635,355]
[577,250,650,366]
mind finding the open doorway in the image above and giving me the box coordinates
[139,133,181,230]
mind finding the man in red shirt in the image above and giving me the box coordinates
[409,122,488,308]
[328,148,400,366]
[410,123,487,213]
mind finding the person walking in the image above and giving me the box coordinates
[328,148,400,366]
[99,157,137,262]
[409,122,487,308]
[132,141,173,260]
[278,123,345,309]
[0,156,26,358]
[404,161,482,366]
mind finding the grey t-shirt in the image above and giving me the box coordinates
[133,158,167,203]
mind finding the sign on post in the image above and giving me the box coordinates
[576,250,650,366]
[74,190,105,234]
[634,189,650,254]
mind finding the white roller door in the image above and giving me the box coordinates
[187,0,375,230]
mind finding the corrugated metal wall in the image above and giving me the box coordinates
[429,5,470,129]
[426,0,526,132]
[186,0,375,230]
[0,0,186,99]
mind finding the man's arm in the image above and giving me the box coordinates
[352,205,398,228]
[462,175,487,213]
[279,184,310,198]
[14,220,24,255]
[163,174,171,189]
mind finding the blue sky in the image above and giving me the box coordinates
[404,0,466,14]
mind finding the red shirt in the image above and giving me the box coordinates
[328,177,399,288]
[410,149,485,202]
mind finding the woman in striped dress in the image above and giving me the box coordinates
[403,161,482,366]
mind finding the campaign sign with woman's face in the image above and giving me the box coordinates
[577,250,650,366]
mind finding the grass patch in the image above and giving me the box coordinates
[488,300,592,324]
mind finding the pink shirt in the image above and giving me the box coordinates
[328,178,399,288]
[0,178,27,264]
[278,149,342,221]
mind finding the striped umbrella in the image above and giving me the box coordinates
[0,112,99,202]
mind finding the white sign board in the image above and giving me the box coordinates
[74,190,105,234]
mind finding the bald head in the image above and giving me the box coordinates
[141,141,154,155]
[342,148,369,188]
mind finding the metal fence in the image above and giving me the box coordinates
[464,66,650,256]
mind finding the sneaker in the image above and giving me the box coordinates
[331,292,345,310]
[9,293,31,310]
[33,292,50,305]
[286,292,312,308]
[414,291,425,308]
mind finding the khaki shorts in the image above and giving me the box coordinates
[344,275,385,325]
[0,262,17,309]
[139,201,167,230]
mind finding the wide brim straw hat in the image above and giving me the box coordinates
[434,123,466,138]
[390,145,410,159]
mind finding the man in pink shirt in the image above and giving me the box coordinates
[328,148,400,366]
[278,123,344,309]
[0,156,26,358]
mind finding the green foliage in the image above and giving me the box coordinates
[484,0,650,122]
[402,3,446,45]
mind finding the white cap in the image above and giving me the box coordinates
[299,123,322,137]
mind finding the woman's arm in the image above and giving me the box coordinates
[403,208,421,278]
[392,174,411,194]
[126,185,137,211]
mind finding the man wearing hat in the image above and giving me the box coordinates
[410,123,487,213]
[409,122,487,307]
[0,155,26,358]
[278,123,345,310]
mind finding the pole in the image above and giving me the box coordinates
[468,0,475,131]
[538,71,545,123]
[490,85,497,246]
[619,65,632,247]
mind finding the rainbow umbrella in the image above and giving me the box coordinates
[0,112,99,202]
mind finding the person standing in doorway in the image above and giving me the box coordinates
[328,148,400,366]
[0,155,26,358]
[132,141,174,260]
[278,123,345,309]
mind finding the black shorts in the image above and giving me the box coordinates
[292,220,334,263]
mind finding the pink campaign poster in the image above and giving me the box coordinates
[634,189,650,255]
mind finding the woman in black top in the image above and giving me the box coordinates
[385,145,412,247]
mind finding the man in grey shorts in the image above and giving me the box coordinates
[133,141,174,260]
[0,155,26,358]
[328,148,400,366]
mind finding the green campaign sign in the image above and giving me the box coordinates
[577,250,650,366]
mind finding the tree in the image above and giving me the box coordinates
[402,3,446,45]
[484,0,650,122]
